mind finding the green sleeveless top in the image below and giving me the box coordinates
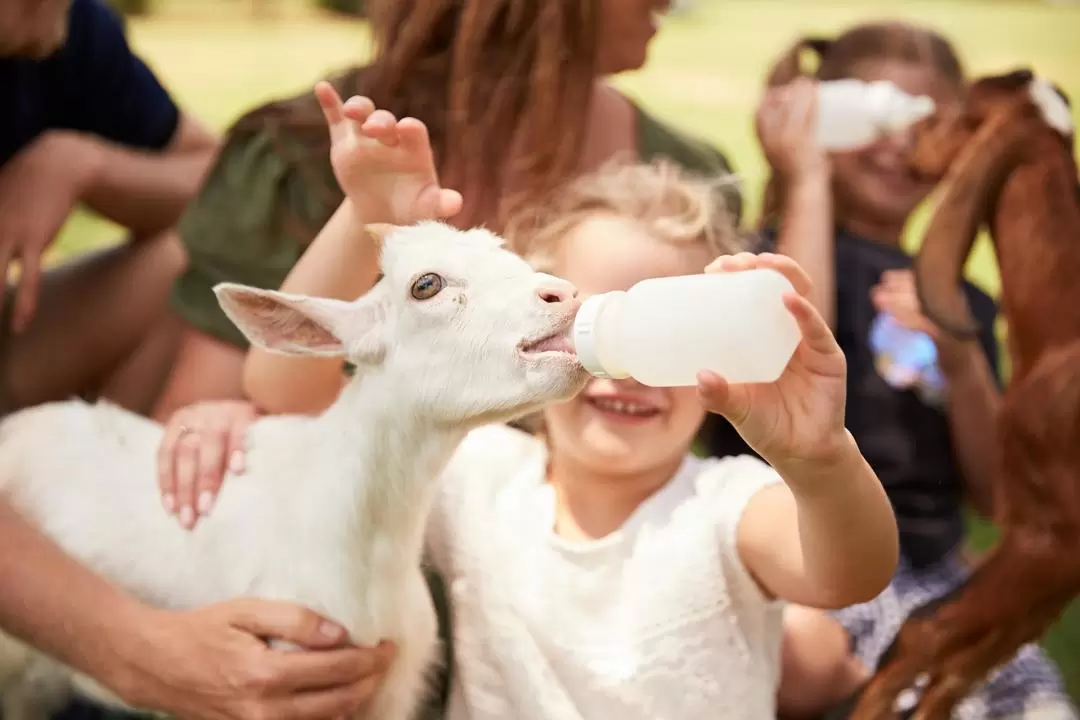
[159,94,739,720]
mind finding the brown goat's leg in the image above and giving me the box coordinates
[853,538,1056,720]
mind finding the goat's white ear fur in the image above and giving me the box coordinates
[214,283,386,362]
[1029,77,1074,138]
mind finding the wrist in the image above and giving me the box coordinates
[771,430,864,496]
[97,602,165,703]
[786,166,832,196]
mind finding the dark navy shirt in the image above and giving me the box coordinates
[0,0,179,167]
[698,229,1000,569]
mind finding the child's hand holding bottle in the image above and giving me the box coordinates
[697,251,848,468]
[755,77,831,187]
[698,252,898,607]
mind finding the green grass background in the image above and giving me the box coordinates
[51,0,1079,701]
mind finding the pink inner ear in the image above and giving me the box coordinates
[228,290,341,352]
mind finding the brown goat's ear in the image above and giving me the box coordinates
[986,68,1035,93]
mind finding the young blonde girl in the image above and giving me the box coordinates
[156,84,896,718]
[702,21,1075,718]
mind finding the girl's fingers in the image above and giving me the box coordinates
[696,370,751,425]
[193,426,230,522]
[341,96,376,125]
[704,251,758,274]
[174,431,200,530]
[314,82,348,142]
[360,110,400,146]
[784,291,841,356]
[227,414,250,477]
[396,118,431,155]
[437,189,464,219]
[708,252,814,299]
[756,252,814,298]
[157,418,184,514]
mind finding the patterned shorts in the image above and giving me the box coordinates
[833,552,1077,719]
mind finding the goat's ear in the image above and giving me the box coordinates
[213,283,386,362]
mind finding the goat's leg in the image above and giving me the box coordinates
[854,538,1076,720]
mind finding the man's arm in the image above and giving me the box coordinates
[53,0,220,237]
[76,113,220,237]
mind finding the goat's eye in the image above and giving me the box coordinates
[410,272,445,300]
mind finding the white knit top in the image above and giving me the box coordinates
[427,424,786,720]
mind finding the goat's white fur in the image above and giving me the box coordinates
[0,221,587,720]
[1029,76,1074,138]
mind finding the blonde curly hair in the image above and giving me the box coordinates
[504,156,747,272]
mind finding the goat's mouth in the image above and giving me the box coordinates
[519,324,576,359]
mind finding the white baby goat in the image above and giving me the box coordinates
[0,221,587,720]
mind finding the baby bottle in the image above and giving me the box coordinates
[571,269,802,388]
[816,79,937,150]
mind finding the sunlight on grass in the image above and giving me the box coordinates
[50,0,1080,697]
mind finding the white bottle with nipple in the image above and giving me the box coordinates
[571,269,803,388]
[815,79,937,150]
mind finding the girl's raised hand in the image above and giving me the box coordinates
[755,77,830,183]
[314,81,463,226]
[697,252,849,467]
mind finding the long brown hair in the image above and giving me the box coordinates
[759,22,966,228]
[236,0,601,234]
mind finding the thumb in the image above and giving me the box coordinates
[696,370,752,425]
[226,598,349,650]
[413,185,461,222]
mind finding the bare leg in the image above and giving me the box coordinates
[150,327,248,422]
[0,230,186,417]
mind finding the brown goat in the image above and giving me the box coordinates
[851,69,1080,720]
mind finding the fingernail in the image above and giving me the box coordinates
[162,494,175,513]
[179,506,194,528]
[228,450,245,475]
[319,620,344,638]
[197,491,214,514]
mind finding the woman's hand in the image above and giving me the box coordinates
[870,268,982,376]
[756,77,830,184]
[158,400,258,530]
[314,81,464,226]
[697,252,848,467]
[117,598,393,720]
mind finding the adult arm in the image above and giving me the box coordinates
[0,500,390,719]
[76,113,220,237]
[242,199,375,415]
[55,0,220,236]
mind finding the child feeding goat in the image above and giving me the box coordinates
[0,220,587,720]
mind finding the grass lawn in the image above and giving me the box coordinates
[52,0,1080,701]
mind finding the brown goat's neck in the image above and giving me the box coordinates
[992,135,1080,379]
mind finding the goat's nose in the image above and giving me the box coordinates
[535,277,579,306]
